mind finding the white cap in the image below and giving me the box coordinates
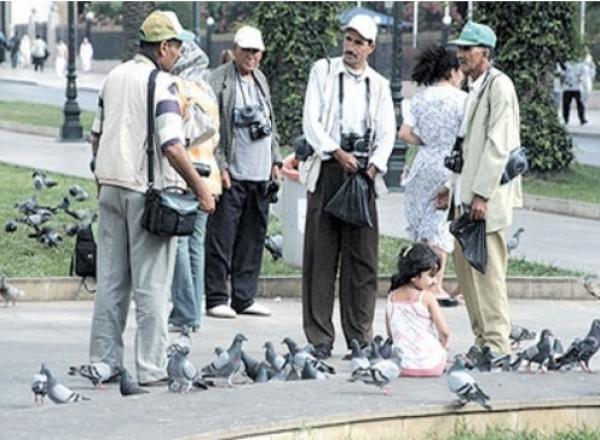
[234,25,265,51]
[344,15,378,42]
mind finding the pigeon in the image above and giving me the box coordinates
[283,337,335,375]
[584,274,600,300]
[38,228,63,248]
[507,227,525,254]
[41,364,90,404]
[348,346,402,395]
[68,362,120,388]
[255,362,272,383]
[33,171,44,191]
[31,372,48,405]
[0,277,25,307]
[64,224,80,237]
[349,339,370,373]
[241,351,262,381]
[16,196,39,215]
[509,323,537,349]
[264,341,286,372]
[264,234,283,261]
[511,329,554,372]
[42,173,57,188]
[201,333,248,385]
[447,355,491,411]
[554,319,600,372]
[69,185,88,202]
[167,346,202,393]
[4,221,17,233]
[167,325,192,357]
[56,196,70,212]
[20,211,52,227]
[301,358,327,380]
[119,368,149,396]
[379,337,394,360]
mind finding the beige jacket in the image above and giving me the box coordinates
[454,67,523,233]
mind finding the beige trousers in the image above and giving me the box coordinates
[453,229,511,354]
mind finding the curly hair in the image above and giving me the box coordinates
[411,45,460,86]
[390,243,441,290]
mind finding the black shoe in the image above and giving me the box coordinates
[464,345,484,370]
[312,344,332,360]
[479,346,511,372]
[581,120,588,125]
[437,297,459,307]
[342,351,353,361]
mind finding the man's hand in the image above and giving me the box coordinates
[271,164,283,183]
[221,169,231,190]
[435,186,450,210]
[333,149,359,174]
[198,193,215,214]
[470,194,487,221]
[366,164,377,181]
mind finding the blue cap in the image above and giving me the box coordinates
[448,21,497,48]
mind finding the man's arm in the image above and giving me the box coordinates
[368,80,396,175]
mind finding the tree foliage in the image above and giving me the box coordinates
[476,2,581,173]
[121,1,155,61]
[252,2,345,145]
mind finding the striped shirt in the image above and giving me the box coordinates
[92,55,185,193]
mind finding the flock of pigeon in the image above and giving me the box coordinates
[29,318,600,411]
[3,170,96,248]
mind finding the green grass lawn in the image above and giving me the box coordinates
[0,100,95,132]
[439,425,600,440]
[522,163,600,205]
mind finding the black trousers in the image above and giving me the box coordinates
[562,90,586,124]
[204,179,269,312]
[302,162,378,350]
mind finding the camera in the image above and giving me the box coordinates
[444,137,464,173]
[264,179,280,204]
[500,147,528,185]
[293,135,314,161]
[341,130,371,169]
[234,104,272,141]
[194,162,211,178]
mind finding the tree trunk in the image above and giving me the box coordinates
[121,2,155,61]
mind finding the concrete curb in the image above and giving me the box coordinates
[4,275,591,303]
[0,120,58,138]
[523,194,600,221]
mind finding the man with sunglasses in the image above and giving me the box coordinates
[205,25,282,319]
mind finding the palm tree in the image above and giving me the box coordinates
[121,2,155,61]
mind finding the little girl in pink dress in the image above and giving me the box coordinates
[386,243,450,377]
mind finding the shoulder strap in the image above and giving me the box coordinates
[147,69,159,187]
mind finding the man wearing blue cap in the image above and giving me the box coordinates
[437,21,523,364]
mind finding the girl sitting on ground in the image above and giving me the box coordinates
[386,243,450,377]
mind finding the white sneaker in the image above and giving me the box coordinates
[239,302,271,317]
[207,304,237,319]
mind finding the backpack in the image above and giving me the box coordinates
[70,224,97,293]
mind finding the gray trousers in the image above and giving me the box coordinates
[89,185,177,383]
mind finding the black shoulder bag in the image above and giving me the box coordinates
[141,69,199,237]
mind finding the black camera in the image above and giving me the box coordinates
[341,130,371,169]
[444,137,464,173]
[500,147,528,185]
[194,163,211,177]
[264,179,280,204]
[234,104,272,141]
[293,135,314,161]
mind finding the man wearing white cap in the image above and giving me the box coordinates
[88,10,214,386]
[300,15,395,359]
[204,25,282,319]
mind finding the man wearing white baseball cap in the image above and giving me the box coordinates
[204,25,282,319]
[300,15,395,360]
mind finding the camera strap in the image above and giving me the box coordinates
[338,72,371,138]
[146,68,159,188]
[235,69,267,117]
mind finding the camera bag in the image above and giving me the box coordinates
[69,223,97,293]
[141,69,199,237]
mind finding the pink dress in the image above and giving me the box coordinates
[386,291,447,377]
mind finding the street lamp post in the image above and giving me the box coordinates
[61,2,83,141]
[384,1,407,191]
[85,9,95,43]
[441,2,451,46]
[206,16,214,63]
[192,2,201,44]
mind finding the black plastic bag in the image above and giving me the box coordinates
[324,172,373,228]
[450,213,487,274]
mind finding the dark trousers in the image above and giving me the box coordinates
[302,161,378,350]
[204,179,269,312]
[562,90,586,123]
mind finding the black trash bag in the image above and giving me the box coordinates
[450,213,487,274]
[324,172,373,228]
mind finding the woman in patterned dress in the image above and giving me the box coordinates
[398,46,466,306]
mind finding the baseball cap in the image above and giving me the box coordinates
[344,15,378,42]
[448,21,497,48]
[234,26,265,51]
[139,10,195,43]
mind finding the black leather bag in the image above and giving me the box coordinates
[450,212,487,274]
[324,172,374,228]
[141,69,198,237]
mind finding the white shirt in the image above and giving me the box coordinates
[302,57,396,174]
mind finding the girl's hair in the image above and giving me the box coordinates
[390,243,441,290]
[411,45,460,86]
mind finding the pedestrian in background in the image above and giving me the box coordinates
[8,32,20,68]
[398,45,466,308]
[560,59,587,125]
[88,10,214,386]
[19,34,31,68]
[581,48,596,103]
[31,35,47,72]
[169,40,221,332]
[204,25,282,319]
[55,37,68,77]
[300,15,395,359]
[80,37,94,72]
